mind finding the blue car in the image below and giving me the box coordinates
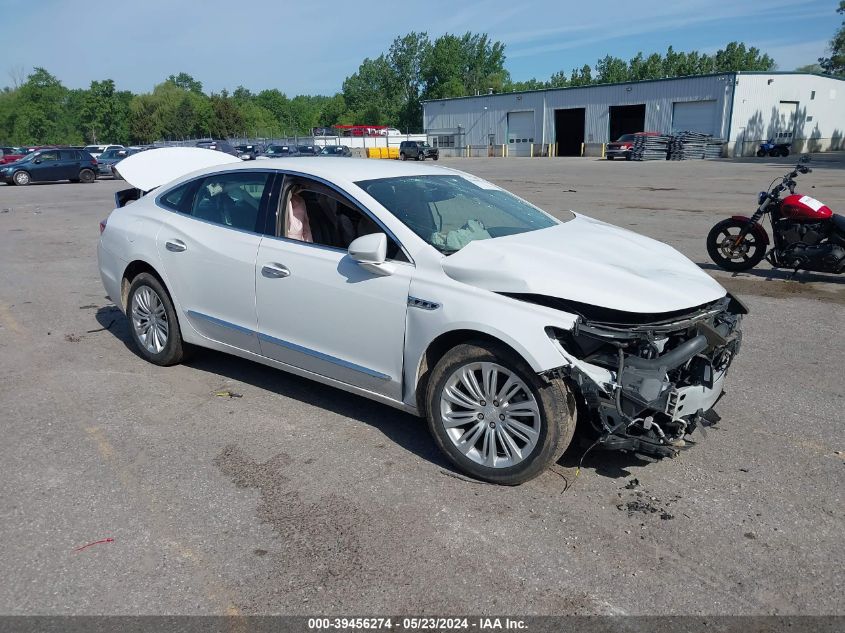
[0,148,99,185]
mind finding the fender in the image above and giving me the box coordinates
[731,215,770,245]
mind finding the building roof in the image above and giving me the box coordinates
[422,71,845,103]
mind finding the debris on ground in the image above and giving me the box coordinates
[617,488,681,520]
[73,537,114,553]
[214,390,243,399]
[64,334,81,343]
[624,478,640,489]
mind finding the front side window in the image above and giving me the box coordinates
[37,151,59,162]
[357,174,565,254]
[190,172,270,232]
[279,178,405,260]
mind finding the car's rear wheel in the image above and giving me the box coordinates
[13,170,30,186]
[126,273,186,366]
[78,168,95,183]
[400,152,407,161]
[425,341,576,485]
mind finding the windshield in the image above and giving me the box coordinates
[100,149,121,160]
[356,174,563,254]
[266,146,289,154]
[84,145,105,152]
[616,134,637,142]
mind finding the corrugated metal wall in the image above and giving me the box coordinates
[423,75,734,151]
[730,74,845,155]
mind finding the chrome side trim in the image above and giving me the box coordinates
[257,332,391,382]
[187,309,391,381]
[408,296,440,311]
[187,310,255,335]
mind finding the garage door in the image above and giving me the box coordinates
[672,100,718,136]
[507,111,534,157]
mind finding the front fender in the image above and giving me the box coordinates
[731,215,770,245]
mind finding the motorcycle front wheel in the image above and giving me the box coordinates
[706,219,767,271]
[756,149,766,157]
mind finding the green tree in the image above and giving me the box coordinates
[819,1,845,76]
[167,72,203,94]
[79,79,130,143]
[569,64,593,86]
[595,55,629,84]
[713,42,775,72]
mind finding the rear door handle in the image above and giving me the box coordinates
[262,263,290,278]
[165,239,187,252]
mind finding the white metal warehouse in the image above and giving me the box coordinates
[422,72,845,158]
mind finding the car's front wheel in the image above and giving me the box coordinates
[13,170,30,185]
[126,273,186,366]
[400,152,407,161]
[426,341,576,485]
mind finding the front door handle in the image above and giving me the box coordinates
[262,263,290,278]
[165,239,187,252]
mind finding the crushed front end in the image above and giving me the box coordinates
[544,294,746,457]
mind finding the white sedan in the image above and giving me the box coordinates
[99,149,746,484]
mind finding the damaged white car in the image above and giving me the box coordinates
[99,149,746,484]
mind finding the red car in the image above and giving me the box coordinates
[0,147,25,165]
[606,132,660,160]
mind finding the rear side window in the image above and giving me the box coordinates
[59,150,76,160]
[190,172,270,232]
[159,180,200,213]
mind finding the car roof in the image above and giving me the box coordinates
[202,157,452,182]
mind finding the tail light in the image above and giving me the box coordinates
[99,218,108,234]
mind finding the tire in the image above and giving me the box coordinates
[756,149,766,157]
[706,218,767,272]
[768,149,780,158]
[78,168,95,183]
[432,155,439,161]
[625,152,632,161]
[400,152,407,161]
[13,170,30,186]
[606,155,614,160]
[416,153,423,161]
[425,341,576,485]
[126,273,186,366]
[781,148,790,157]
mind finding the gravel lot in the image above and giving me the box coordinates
[0,154,843,616]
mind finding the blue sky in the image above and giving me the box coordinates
[0,0,838,94]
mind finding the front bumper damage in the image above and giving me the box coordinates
[545,294,747,457]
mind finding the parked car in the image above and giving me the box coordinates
[297,145,319,156]
[605,132,659,160]
[259,144,300,158]
[96,148,130,176]
[1,148,98,185]
[318,145,352,157]
[0,147,25,165]
[99,150,745,485]
[399,140,438,161]
[235,144,264,161]
[312,127,336,137]
[84,144,125,159]
[196,140,238,155]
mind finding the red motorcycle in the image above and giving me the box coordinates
[707,156,845,273]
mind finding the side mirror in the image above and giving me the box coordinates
[348,233,394,276]
[34,158,41,164]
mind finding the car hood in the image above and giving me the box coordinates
[440,214,726,314]
[113,147,241,191]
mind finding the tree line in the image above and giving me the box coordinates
[3,22,840,147]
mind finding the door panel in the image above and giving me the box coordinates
[255,238,411,399]
[154,170,274,354]
[157,215,263,353]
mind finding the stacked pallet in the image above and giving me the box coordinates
[631,134,670,161]
[669,131,726,160]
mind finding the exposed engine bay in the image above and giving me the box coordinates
[526,293,747,457]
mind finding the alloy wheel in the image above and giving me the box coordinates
[439,362,540,469]
[130,285,169,354]
[716,226,758,264]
